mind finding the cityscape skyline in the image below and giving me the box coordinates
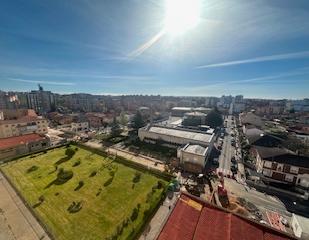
[1,0,309,98]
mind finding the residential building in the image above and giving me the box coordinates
[239,111,264,128]
[26,85,55,113]
[71,121,89,133]
[0,109,48,138]
[253,146,309,188]
[0,133,50,160]
[177,144,210,173]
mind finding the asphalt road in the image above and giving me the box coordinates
[218,115,235,176]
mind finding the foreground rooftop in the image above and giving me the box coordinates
[158,193,294,240]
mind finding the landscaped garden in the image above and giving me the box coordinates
[1,145,168,240]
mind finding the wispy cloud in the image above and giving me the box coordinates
[196,50,309,69]
[10,78,75,86]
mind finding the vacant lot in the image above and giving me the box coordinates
[1,146,167,240]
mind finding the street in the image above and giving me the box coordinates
[217,115,235,176]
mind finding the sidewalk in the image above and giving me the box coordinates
[139,193,179,240]
[0,172,51,240]
[84,141,165,172]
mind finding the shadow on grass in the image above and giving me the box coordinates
[45,169,74,189]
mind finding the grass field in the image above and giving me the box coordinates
[1,146,167,240]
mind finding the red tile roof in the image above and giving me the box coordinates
[0,134,45,150]
[158,193,294,240]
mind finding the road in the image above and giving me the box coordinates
[217,115,235,176]
[0,172,51,240]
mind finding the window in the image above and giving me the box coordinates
[263,169,272,177]
[277,164,283,172]
[285,174,294,182]
[264,161,272,168]
[290,166,299,174]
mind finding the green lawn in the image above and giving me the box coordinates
[1,146,167,240]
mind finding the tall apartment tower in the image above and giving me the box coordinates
[26,85,55,114]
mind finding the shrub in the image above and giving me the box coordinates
[109,170,115,177]
[89,170,97,177]
[104,177,113,187]
[38,195,45,202]
[46,168,73,187]
[132,171,141,183]
[72,160,81,167]
[157,180,164,189]
[65,148,75,158]
[26,165,38,173]
[67,201,83,213]
[130,207,139,221]
[74,180,84,191]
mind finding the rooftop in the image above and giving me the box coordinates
[147,126,214,144]
[183,144,207,155]
[0,133,45,150]
[255,146,309,168]
[158,193,294,240]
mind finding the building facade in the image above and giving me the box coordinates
[0,109,48,138]
[177,144,209,173]
[0,133,50,160]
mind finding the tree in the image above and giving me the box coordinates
[110,117,122,137]
[119,111,128,126]
[205,108,223,128]
[132,111,145,130]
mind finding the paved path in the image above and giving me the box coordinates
[0,172,51,240]
[84,141,165,172]
[139,193,179,240]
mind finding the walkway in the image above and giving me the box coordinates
[0,172,51,240]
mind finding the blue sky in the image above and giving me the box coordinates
[1,0,309,99]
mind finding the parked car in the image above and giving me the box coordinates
[231,156,236,163]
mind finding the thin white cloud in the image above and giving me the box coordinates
[9,78,75,86]
[196,50,309,69]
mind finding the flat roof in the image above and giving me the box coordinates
[184,145,207,155]
[158,193,294,240]
[172,107,192,111]
[0,134,45,150]
[148,126,213,143]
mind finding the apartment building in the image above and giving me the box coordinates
[0,109,48,138]
[253,146,309,188]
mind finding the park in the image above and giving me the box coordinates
[1,145,167,240]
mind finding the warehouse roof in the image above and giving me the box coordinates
[158,193,294,240]
[148,126,214,143]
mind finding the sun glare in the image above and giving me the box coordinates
[164,0,201,35]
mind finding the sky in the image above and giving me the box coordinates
[1,0,309,99]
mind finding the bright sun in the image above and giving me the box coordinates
[164,0,201,35]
